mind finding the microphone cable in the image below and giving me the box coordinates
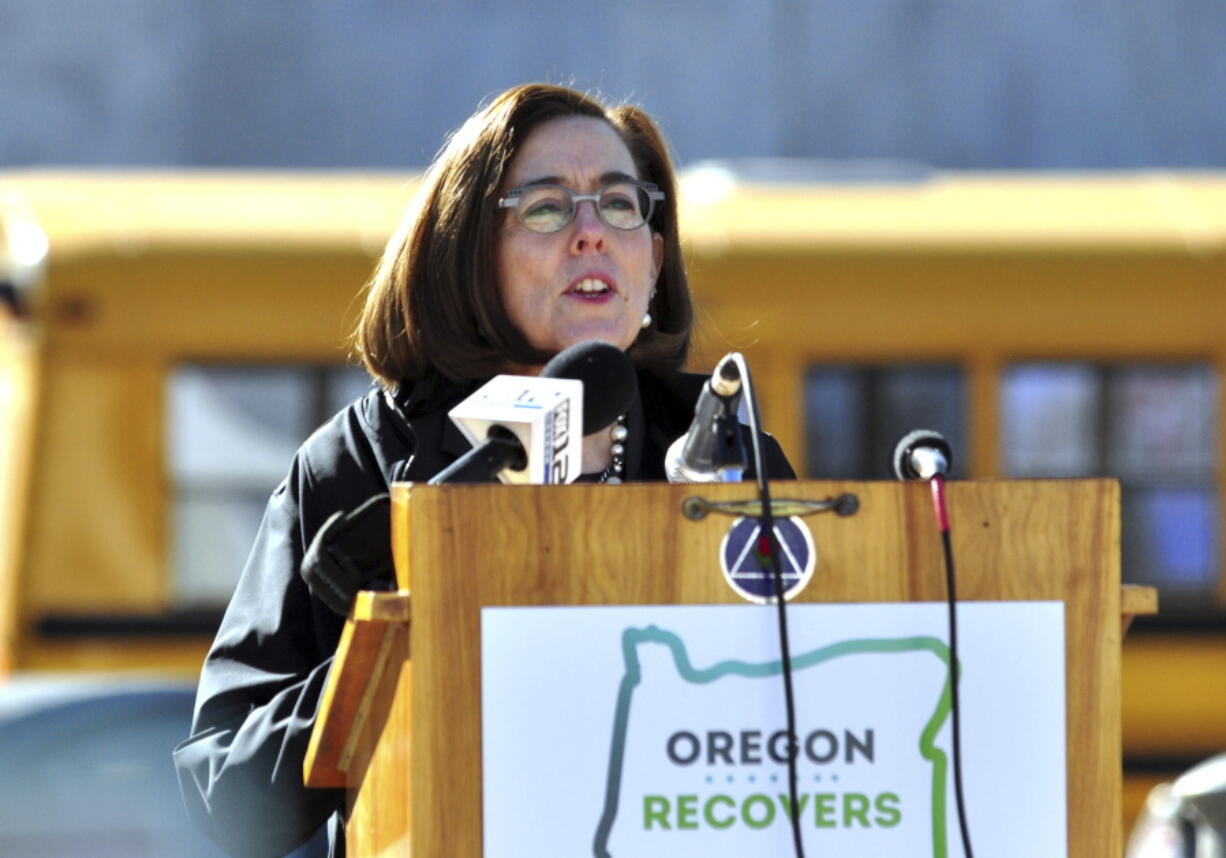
[927,472,976,858]
[731,353,806,858]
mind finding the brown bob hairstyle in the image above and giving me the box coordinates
[354,83,692,385]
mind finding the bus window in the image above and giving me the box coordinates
[1002,363,1218,598]
[803,364,967,480]
[167,363,372,607]
[1001,364,1100,477]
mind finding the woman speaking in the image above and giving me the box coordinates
[174,83,794,858]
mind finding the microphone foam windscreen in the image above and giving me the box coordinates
[541,340,638,431]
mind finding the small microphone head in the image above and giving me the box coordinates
[712,352,742,397]
[892,429,953,480]
[541,340,638,432]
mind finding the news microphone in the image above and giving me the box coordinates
[430,340,637,485]
[665,353,747,483]
[892,429,952,481]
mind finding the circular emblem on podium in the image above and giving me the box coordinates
[719,516,816,604]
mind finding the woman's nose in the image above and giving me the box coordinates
[569,199,608,254]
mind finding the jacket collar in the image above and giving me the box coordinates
[389,373,480,466]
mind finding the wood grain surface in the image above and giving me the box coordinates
[321,478,1136,857]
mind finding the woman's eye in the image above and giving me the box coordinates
[524,199,565,216]
[601,192,637,213]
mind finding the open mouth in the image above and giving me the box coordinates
[569,277,614,297]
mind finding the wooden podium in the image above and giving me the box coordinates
[304,478,1156,857]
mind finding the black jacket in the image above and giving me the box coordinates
[173,369,794,858]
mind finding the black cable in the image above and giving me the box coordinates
[933,478,975,858]
[733,354,806,858]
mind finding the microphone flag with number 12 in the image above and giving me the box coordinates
[448,375,582,485]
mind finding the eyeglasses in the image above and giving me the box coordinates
[498,180,665,233]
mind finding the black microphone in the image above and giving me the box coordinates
[892,426,976,858]
[543,339,639,431]
[892,429,952,481]
[665,353,747,483]
[430,340,637,484]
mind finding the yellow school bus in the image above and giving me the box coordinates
[3,167,1225,833]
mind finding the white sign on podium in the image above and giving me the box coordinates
[482,602,1066,858]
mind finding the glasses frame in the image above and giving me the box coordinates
[498,180,665,233]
